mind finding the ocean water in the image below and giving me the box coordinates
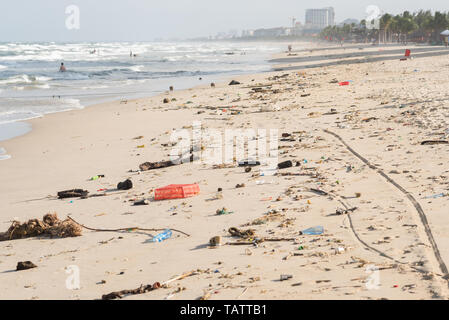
[0,41,287,160]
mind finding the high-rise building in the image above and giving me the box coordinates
[305,7,335,30]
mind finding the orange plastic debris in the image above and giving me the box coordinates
[154,184,200,201]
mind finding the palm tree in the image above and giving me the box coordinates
[432,11,449,42]
[380,14,393,43]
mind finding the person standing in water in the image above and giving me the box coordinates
[59,63,66,72]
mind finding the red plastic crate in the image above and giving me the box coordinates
[154,184,200,201]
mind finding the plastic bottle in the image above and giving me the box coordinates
[152,229,173,243]
[301,226,324,236]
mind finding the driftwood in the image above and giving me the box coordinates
[139,160,175,171]
[102,282,161,300]
[57,189,89,199]
[226,237,296,246]
[102,271,196,300]
[421,140,448,146]
[228,227,256,239]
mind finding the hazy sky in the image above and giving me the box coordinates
[0,0,448,42]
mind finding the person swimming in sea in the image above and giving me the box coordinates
[59,63,66,72]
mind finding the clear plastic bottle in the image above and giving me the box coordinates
[152,229,173,243]
[301,226,324,236]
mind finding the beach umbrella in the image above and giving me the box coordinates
[440,30,449,36]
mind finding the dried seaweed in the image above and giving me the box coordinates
[0,213,82,242]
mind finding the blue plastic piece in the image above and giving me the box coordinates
[152,229,173,243]
[302,226,324,236]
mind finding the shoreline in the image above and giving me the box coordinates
[0,40,303,151]
[1,43,449,300]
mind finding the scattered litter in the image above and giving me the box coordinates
[117,179,133,191]
[216,208,234,216]
[238,160,261,167]
[90,175,105,181]
[139,160,176,171]
[155,184,200,201]
[420,140,448,146]
[16,261,37,271]
[152,229,173,243]
[209,236,222,247]
[278,160,293,169]
[280,275,293,281]
[424,193,447,199]
[228,227,256,239]
[133,199,149,206]
[300,226,324,236]
[57,189,88,199]
[102,271,196,300]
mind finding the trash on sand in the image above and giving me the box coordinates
[228,227,256,239]
[0,213,82,242]
[278,160,293,170]
[209,236,222,247]
[139,160,176,171]
[57,189,89,199]
[420,140,448,146]
[335,207,358,215]
[152,229,172,243]
[280,275,293,281]
[300,226,324,236]
[101,271,196,300]
[133,199,149,206]
[238,160,261,167]
[117,179,133,191]
[309,188,329,196]
[424,193,447,199]
[16,261,37,271]
[339,81,350,86]
[229,80,241,85]
[216,208,234,216]
[90,175,105,181]
[155,184,200,201]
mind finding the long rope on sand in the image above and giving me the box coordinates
[67,216,190,237]
[324,129,449,286]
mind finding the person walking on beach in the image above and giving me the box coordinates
[59,63,66,72]
[445,36,449,48]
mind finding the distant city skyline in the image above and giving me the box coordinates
[0,0,448,41]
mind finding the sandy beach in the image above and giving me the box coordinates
[1,44,449,300]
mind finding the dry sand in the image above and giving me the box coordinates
[1,44,449,300]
